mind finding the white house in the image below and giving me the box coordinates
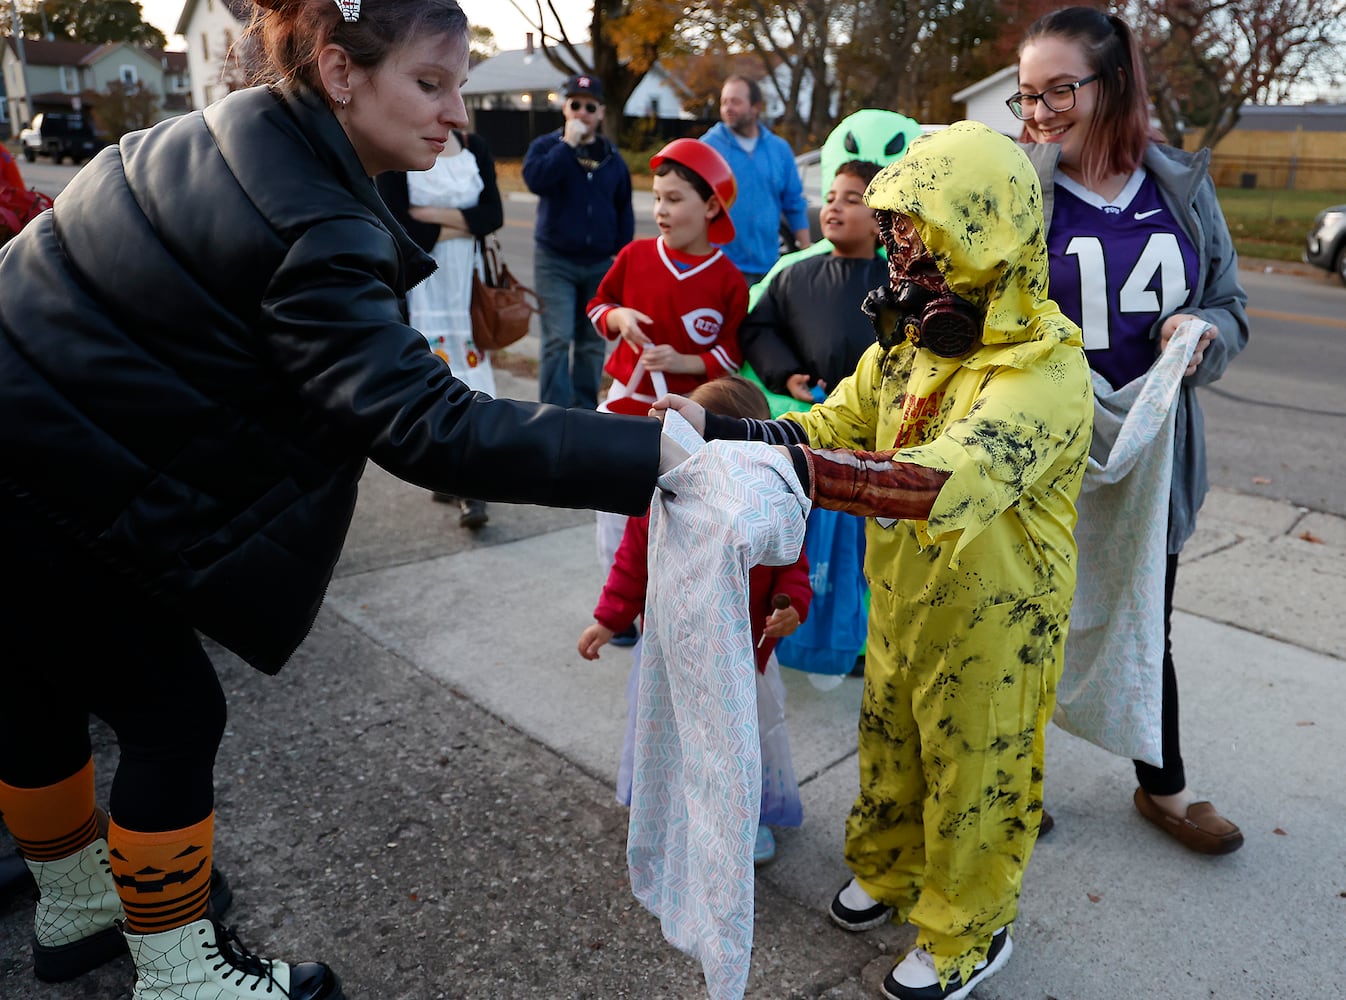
[951,65,1022,137]
[174,0,251,111]
[464,38,695,120]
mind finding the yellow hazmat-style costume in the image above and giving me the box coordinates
[783,122,1093,987]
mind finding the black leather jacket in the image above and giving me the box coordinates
[0,83,659,673]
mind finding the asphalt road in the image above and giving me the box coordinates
[1200,265,1346,516]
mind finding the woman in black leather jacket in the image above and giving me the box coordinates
[0,2,667,997]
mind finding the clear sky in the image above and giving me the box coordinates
[139,0,590,51]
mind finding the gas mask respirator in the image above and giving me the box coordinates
[860,281,983,358]
[864,209,983,358]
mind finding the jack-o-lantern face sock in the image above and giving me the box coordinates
[108,812,213,934]
[0,758,99,862]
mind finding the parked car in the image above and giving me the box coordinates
[18,120,42,162]
[19,112,103,165]
[1304,204,1346,285]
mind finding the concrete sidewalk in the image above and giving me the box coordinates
[2,364,1342,999]
[326,383,1346,998]
[329,367,1346,998]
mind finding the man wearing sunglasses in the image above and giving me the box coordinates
[524,74,635,409]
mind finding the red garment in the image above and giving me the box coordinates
[593,510,811,672]
[587,237,747,416]
[0,146,24,193]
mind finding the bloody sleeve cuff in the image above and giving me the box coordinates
[799,448,949,520]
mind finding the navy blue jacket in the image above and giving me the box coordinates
[522,130,634,263]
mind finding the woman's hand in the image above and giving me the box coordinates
[577,623,614,660]
[649,394,706,434]
[1160,314,1216,376]
[409,205,471,241]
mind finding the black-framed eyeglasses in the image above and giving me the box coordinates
[1005,75,1098,119]
[568,99,599,113]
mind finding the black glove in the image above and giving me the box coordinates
[861,284,905,351]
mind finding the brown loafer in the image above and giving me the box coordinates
[1133,788,1244,855]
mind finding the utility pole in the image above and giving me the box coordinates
[8,0,34,135]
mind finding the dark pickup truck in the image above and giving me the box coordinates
[20,112,104,165]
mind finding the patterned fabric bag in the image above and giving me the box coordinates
[1056,321,1203,764]
[629,412,808,1000]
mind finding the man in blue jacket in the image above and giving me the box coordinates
[701,75,811,285]
[523,74,635,409]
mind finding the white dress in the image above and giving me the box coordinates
[406,147,496,396]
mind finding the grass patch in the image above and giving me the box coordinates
[1217,186,1346,262]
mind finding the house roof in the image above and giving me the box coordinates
[3,37,183,70]
[952,65,1017,103]
[1235,103,1346,131]
[4,38,101,67]
[175,0,252,35]
[462,43,594,97]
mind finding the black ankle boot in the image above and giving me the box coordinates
[459,498,488,529]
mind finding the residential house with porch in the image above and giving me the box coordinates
[3,38,191,139]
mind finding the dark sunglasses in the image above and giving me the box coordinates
[568,99,599,113]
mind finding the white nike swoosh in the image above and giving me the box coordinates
[1134,209,1162,220]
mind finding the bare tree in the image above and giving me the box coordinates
[679,0,1051,146]
[1124,0,1346,149]
[506,0,684,140]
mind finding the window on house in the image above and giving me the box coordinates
[201,32,211,62]
[59,66,78,92]
[120,65,139,86]
[223,30,234,53]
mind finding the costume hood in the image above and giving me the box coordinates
[864,121,1082,368]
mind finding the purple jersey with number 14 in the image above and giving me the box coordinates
[1046,169,1198,389]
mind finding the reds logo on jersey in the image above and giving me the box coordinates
[681,308,724,346]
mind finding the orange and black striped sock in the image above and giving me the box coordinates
[0,758,100,862]
[108,813,214,934]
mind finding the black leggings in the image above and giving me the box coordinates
[1132,553,1186,796]
[0,500,225,831]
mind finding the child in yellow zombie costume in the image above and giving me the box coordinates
[653,120,1093,1000]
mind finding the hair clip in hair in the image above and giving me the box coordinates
[333,0,360,22]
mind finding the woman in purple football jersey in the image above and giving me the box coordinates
[1013,6,1250,855]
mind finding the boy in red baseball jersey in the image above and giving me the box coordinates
[586,138,748,417]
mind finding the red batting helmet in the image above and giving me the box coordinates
[649,138,737,245]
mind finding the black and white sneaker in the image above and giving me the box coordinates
[827,878,894,931]
[881,927,1011,1000]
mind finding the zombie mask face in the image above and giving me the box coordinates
[862,210,982,357]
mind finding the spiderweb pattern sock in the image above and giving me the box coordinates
[0,757,99,861]
[110,813,214,934]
